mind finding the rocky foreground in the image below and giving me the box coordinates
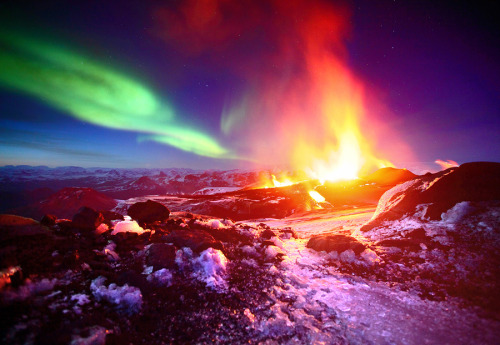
[1,162,499,344]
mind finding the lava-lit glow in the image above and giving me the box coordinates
[308,190,325,203]
[182,0,404,181]
[258,173,298,189]
[435,159,459,170]
[272,175,294,188]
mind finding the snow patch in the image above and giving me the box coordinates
[361,248,381,265]
[441,201,473,223]
[221,218,234,227]
[1,278,57,302]
[339,249,356,263]
[71,293,91,306]
[265,245,284,261]
[70,326,107,345]
[241,245,258,257]
[111,220,145,235]
[147,268,173,286]
[209,219,221,229]
[192,248,228,289]
[101,242,120,261]
[90,277,142,315]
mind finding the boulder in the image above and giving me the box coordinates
[307,234,366,254]
[40,214,57,227]
[165,230,223,253]
[146,243,177,270]
[361,162,500,231]
[72,207,104,229]
[101,210,124,225]
[128,200,170,224]
[0,215,57,274]
[261,229,277,239]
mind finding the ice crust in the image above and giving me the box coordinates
[193,248,228,289]
[90,277,142,315]
[251,235,500,344]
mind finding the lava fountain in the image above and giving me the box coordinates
[156,0,411,181]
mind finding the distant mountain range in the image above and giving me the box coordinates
[0,166,262,213]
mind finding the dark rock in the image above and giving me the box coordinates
[206,228,252,246]
[406,228,427,240]
[128,200,170,225]
[116,270,148,290]
[362,162,500,231]
[188,218,199,229]
[146,243,177,270]
[72,207,104,229]
[307,234,366,254]
[165,230,223,253]
[261,229,276,239]
[0,215,51,242]
[101,210,124,225]
[40,214,57,227]
[262,240,276,247]
[281,227,299,239]
[0,217,57,274]
[376,238,422,251]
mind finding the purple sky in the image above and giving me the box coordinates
[0,0,498,173]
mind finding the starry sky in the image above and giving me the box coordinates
[0,0,498,172]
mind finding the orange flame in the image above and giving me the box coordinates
[156,1,411,180]
[435,159,459,170]
[271,174,294,188]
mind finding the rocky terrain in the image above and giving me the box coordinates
[1,162,499,344]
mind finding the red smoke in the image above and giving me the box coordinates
[154,0,413,176]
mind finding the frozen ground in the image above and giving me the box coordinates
[248,222,500,344]
[242,206,376,238]
[2,203,499,344]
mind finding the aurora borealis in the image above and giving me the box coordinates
[0,0,498,171]
[0,32,232,160]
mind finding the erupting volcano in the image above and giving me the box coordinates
[157,0,407,181]
[1,0,499,344]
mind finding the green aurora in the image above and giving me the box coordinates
[0,32,233,159]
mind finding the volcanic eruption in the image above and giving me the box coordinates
[1,1,499,344]
[156,0,411,183]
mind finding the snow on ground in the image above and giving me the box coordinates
[242,206,376,238]
[2,195,499,343]
[111,219,146,235]
[90,276,142,315]
[243,206,500,344]
[193,187,241,195]
[262,237,499,344]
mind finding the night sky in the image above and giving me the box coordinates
[0,0,498,173]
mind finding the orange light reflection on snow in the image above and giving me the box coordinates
[435,159,459,170]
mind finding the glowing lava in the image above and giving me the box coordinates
[271,175,294,188]
[308,190,326,203]
[202,0,404,182]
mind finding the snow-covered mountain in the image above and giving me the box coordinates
[0,166,262,212]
